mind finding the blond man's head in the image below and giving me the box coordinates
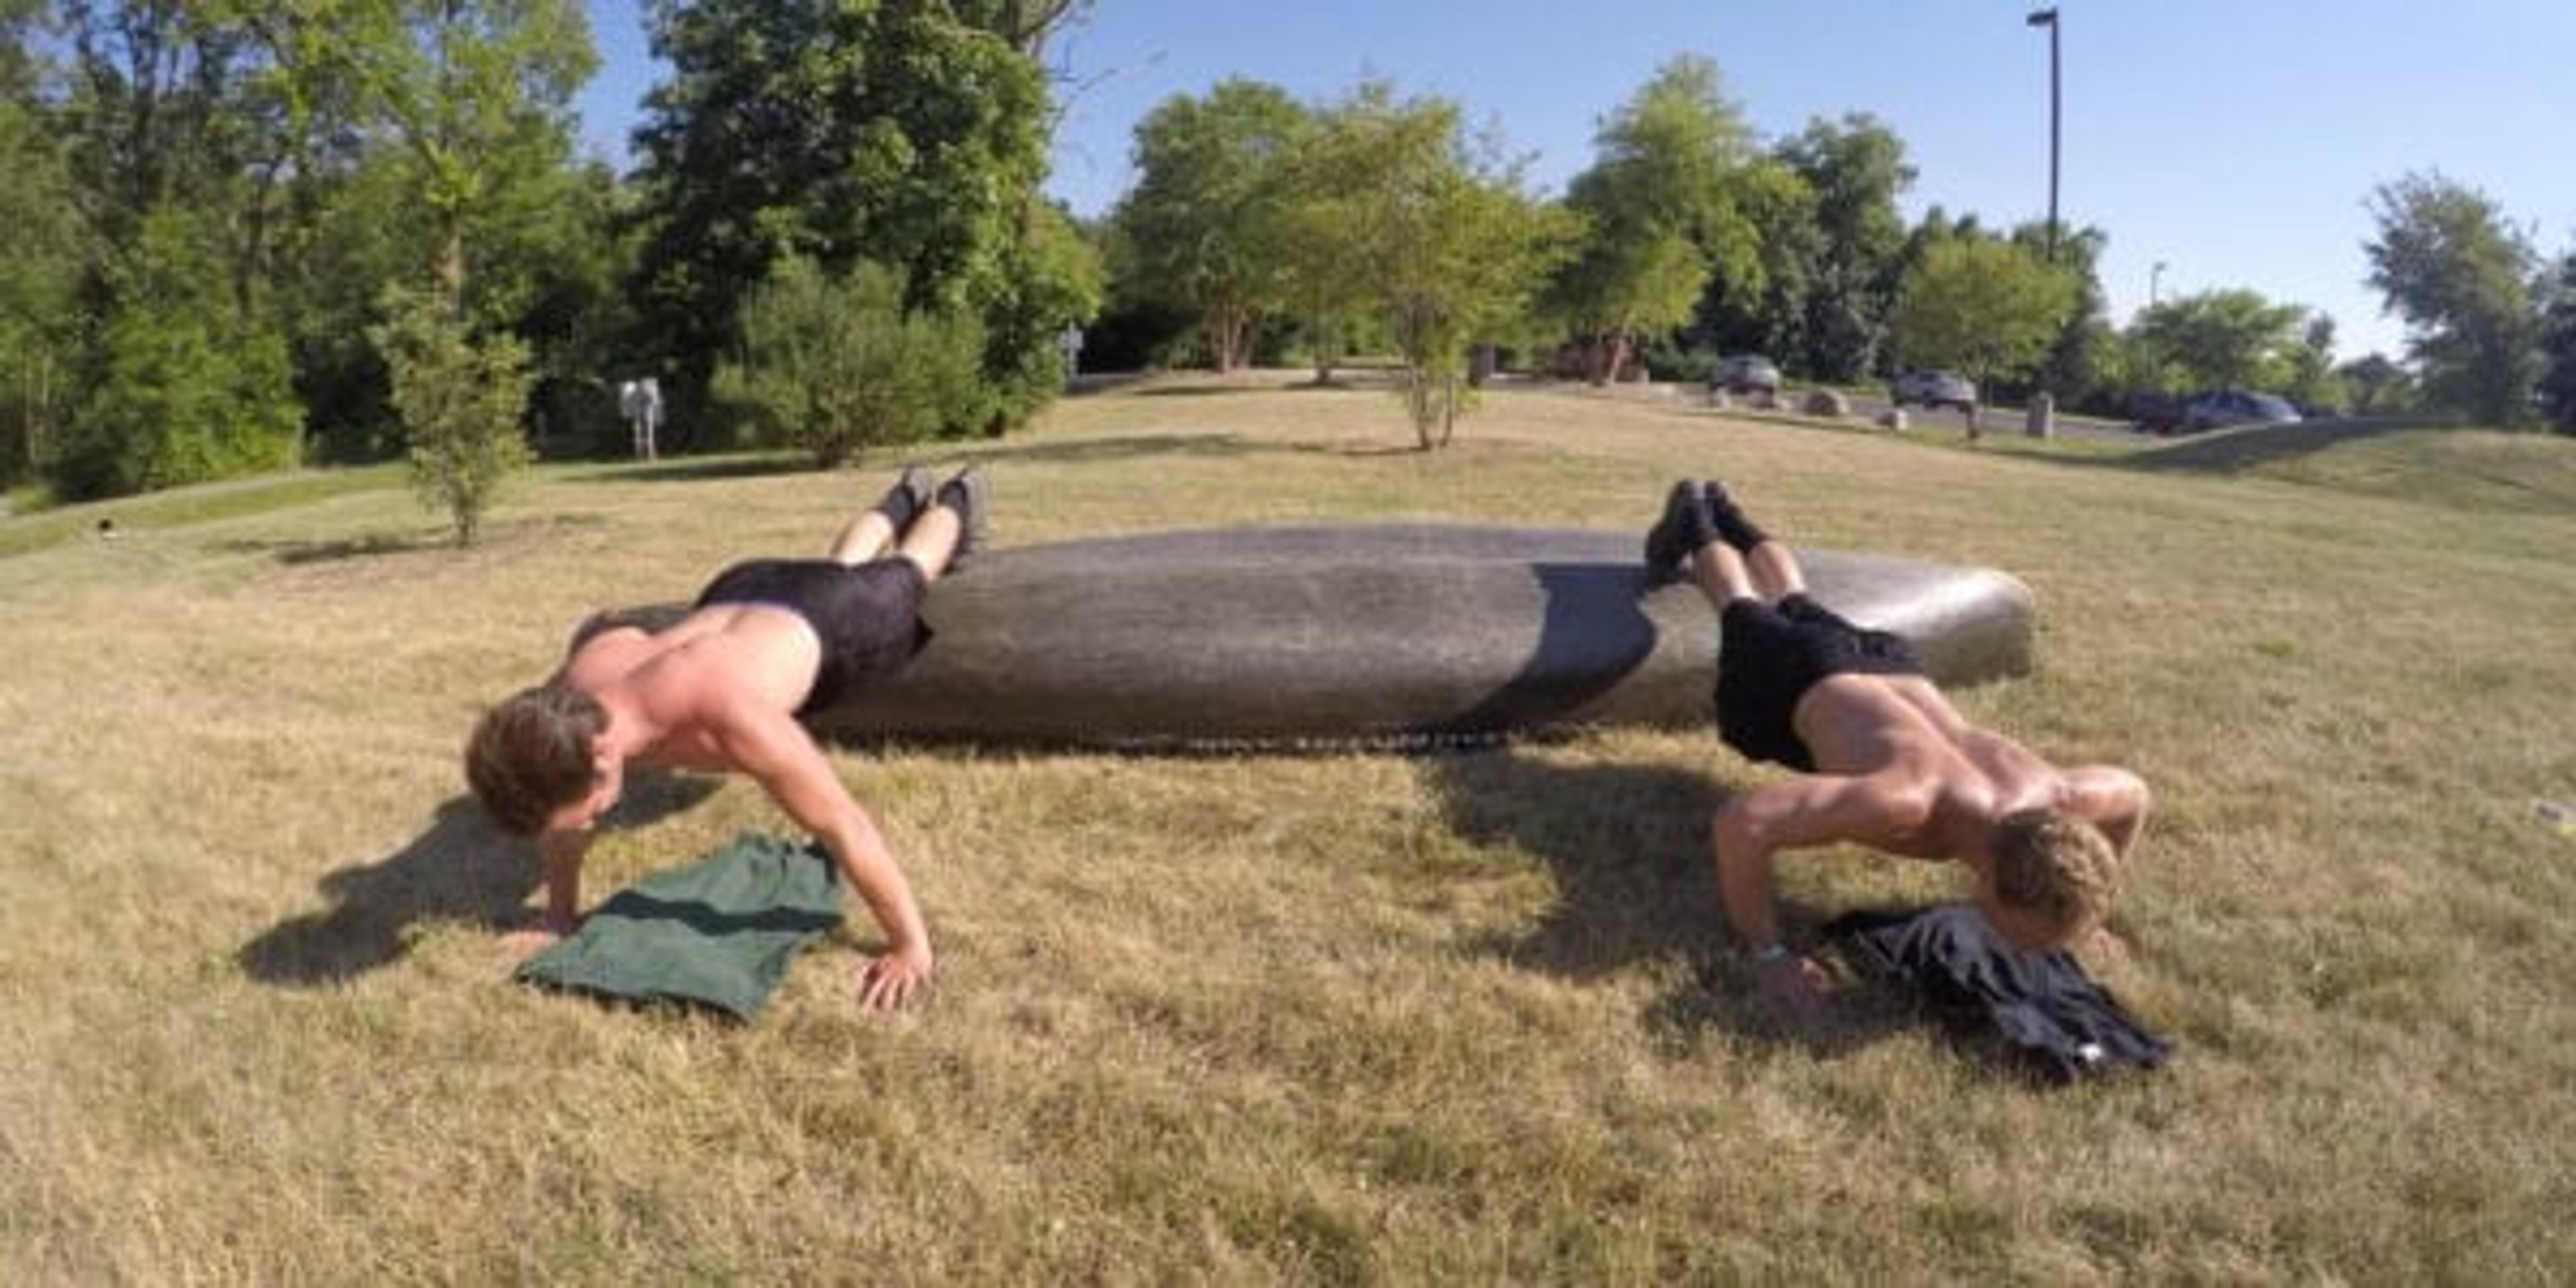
[1980,807,2120,951]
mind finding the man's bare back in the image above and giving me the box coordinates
[1794,672,2090,864]
[557,605,824,773]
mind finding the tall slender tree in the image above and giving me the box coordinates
[0,13,87,483]
[1543,56,1757,385]
[1774,113,1913,381]
[1112,78,1311,371]
[2364,172,2541,427]
[2539,248,2576,435]
[1326,81,1574,447]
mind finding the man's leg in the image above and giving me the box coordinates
[1656,478,1799,606]
[1705,481,1805,603]
[890,465,986,585]
[828,466,938,565]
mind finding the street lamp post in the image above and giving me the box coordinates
[2023,7,2061,439]
[2151,260,2167,307]
[2026,7,2061,264]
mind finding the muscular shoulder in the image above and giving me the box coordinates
[2057,763,2151,818]
[560,627,654,690]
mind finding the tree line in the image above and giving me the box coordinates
[7,17,2574,524]
[1095,58,2576,439]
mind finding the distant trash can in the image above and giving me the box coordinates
[2025,390,2055,439]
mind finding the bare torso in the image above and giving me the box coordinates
[557,604,825,772]
[1792,672,2075,861]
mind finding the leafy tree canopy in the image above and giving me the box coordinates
[2364,170,2540,426]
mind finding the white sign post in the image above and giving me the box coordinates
[617,377,663,461]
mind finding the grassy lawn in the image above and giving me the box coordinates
[4,375,2572,1280]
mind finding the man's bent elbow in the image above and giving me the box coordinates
[1711,802,1770,866]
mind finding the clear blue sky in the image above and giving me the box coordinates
[576,0,2576,364]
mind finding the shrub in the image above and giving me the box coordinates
[370,286,535,546]
[715,258,985,467]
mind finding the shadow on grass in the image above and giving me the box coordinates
[1129,384,1251,399]
[237,771,718,987]
[958,432,1424,465]
[565,453,817,485]
[1421,747,1916,1057]
[214,532,432,565]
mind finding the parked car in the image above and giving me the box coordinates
[1709,355,1782,395]
[2182,388,2302,433]
[2127,389,2190,435]
[1890,369,1977,412]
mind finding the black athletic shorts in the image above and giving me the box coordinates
[1715,593,1925,772]
[693,558,931,716]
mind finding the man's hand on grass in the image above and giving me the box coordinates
[1760,952,1833,1024]
[496,911,581,963]
[857,941,934,1012]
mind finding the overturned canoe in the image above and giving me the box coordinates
[797,524,2034,750]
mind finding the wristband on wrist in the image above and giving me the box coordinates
[1748,942,1790,965]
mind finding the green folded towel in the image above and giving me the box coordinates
[517,831,843,1020]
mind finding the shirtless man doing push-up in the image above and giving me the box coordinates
[1644,479,2151,1020]
[465,466,986,1012]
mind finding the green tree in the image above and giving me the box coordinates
[1887,238,2072,439]
[2004,221,2114,411]
[1112,78,1311,371]
[2538,249,2576,435]
[631,0,1059,434]
[1774,113,1913,381]
[0,48,88,484]
[713,257,983,468]
[1271,97,1389,383]
[1544,56,1756,385]
[2275,314,2345,413]
[1328,82,1576,447]
[2335,352,2413,415]
[57,209,302,498]
[2129,288,2310,392]
[370,285,533,545]
[1684,157,1812,374]
[258,0,595,303]
[45,1,323,496]
[2364,172,2541,427]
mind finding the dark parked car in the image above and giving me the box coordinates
[2183,389,2302,432]
[1890,369,1977,412]
[1709,355,1782,395]
[2127,390,2190,435]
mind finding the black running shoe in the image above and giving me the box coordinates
[876,463,937,528]
[1701,478,1770,553]
[935,465,989,559]
[1644,478,1713,584]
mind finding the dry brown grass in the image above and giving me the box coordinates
[5,374,2573,1281]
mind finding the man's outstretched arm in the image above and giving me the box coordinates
[716,708,934,1012]
[2061,764,2151,862]
[536,829,590,934]
[1711,771,1933,1014]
